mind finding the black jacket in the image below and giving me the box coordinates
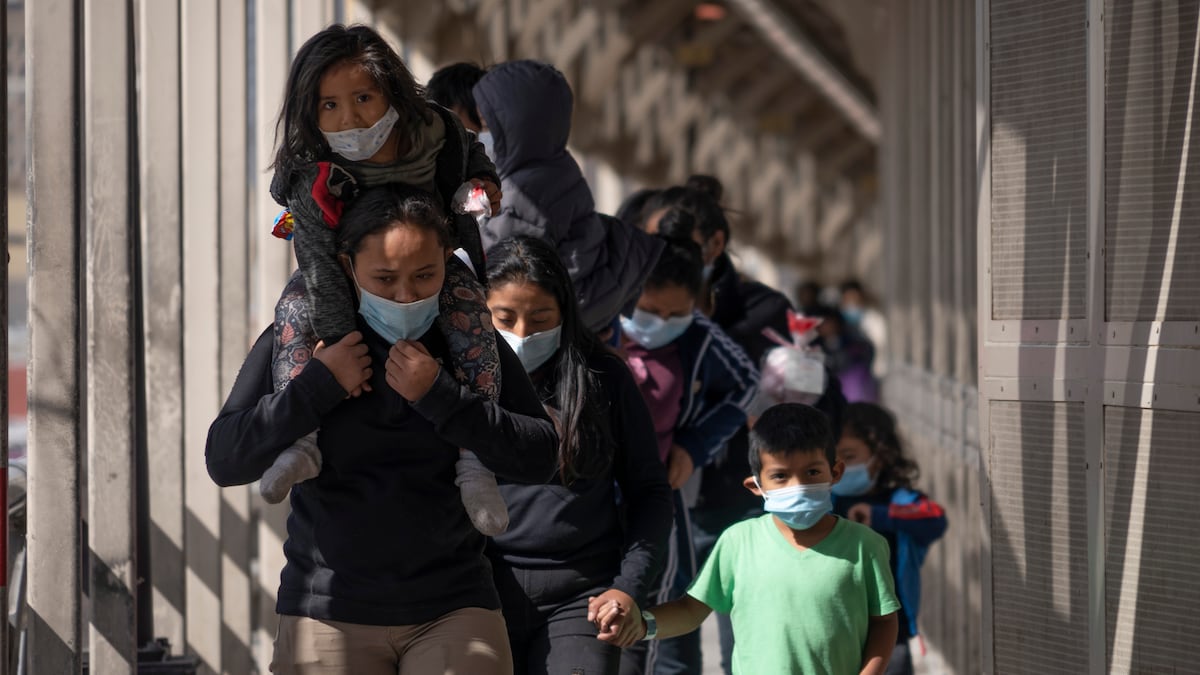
[488,351,673,605]
[696,254,848,516]
[706,253,793,364]
[206,322,558,625]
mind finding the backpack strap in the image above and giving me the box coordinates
[431,104,488,282]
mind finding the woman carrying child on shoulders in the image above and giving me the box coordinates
[260,24,509,536]
[206,187,559,675]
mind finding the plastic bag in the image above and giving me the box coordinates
[452,181,491,219]
[759,311,827,405]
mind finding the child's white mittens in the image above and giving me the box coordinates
[260,432,322,504]
[455,450,509,536]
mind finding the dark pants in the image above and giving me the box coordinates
[493,562,620,675]
[886,640,914,675]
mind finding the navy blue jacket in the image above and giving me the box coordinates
[833,487,948,637]
[669,313,761,469]
[473,60,663,332]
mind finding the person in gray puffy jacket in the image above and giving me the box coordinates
[473,60,664,333]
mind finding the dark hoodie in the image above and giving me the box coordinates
[473,61,663,333]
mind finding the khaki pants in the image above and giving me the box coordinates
[270,607,513,675]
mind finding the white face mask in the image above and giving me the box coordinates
[499,325,562,373]
[323,106,400,161]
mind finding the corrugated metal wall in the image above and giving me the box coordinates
[880,1,983,673]
[974,0,1199,673]
[884,1,1200,673]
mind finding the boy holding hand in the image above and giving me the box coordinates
[592,403,900,674]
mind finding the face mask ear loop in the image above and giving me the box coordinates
[347,259,364,300]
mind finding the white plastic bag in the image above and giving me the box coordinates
[451,181,491,226]
[758,312,827,405]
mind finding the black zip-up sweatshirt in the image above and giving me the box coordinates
[488,351,673,605]
[206,321,558,626]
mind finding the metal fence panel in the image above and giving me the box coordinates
[181,0,225,671]
[216,2,255,673]
[989,0,1088,320]
[1104,406,1200,672]
[83,0,139,670]
[989,401,1089,673]
[25,0,84,670]
[136,0,187,655]
[1104,0,1200,322]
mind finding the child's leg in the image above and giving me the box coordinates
[260,271,323,504]
[438,256,508,535]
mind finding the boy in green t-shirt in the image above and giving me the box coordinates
[591,402,901,674]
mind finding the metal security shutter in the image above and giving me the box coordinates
[989,1,1088,319]
[1104,407,1200,672]
[1104,1,1200,321]
[990,401,1088,673]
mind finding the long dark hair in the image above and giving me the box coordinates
[843,402,919,492]
[486,236,614,484]
[271,24,432,175]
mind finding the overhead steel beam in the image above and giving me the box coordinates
[724,0,880,142]
[696,45,770,95]
[582,0,696,104]
[736,68,795,117]
[516,0,571,57]
[673,11,742,67]
[793,110,846,150]
[553,7,600,68]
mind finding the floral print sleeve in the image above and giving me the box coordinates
[271,270,317,393]
[437,256,500,400]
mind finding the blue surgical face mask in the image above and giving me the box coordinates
[831,462,875,497]
[500,325,562,373]
[353,267,440,344]
[620,308,693,350]
[323,106,400,162]
[754,479,833,530]
[841,305,865,326]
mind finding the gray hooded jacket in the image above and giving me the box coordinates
[473,60,663,332]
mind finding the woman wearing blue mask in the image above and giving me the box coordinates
[483,236,673,675]
[832,402,948,675]
[206,186,560,675]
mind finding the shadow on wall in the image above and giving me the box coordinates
[1102,2,1200,672]
[990,401,1089,673]
[989,1,1200,672]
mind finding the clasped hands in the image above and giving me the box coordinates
[313,331,440,401]
[586,589,644,647]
